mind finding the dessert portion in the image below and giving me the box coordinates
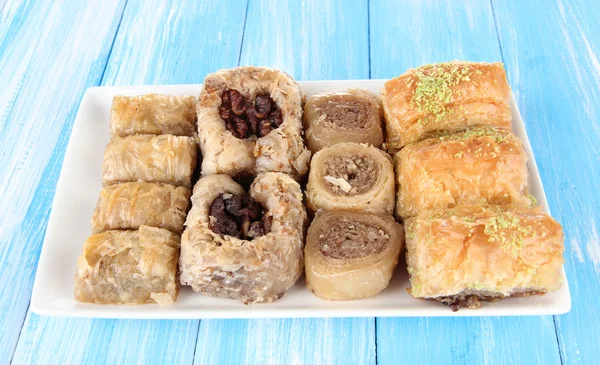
[381,61,512,150]
[102,134,197,188]
[74,226,180,306]
[303,89,384,153]
[395,127,532,218]
[306,143,395,215]
[180,173,307,304]
[110,94,197,137]
[197,66,311,179]
[305,211,404,301]
[405,205,564,311]
[91,182,191,234]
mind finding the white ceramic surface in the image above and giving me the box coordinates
[30,80,571,319]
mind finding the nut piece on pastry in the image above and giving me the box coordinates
[180,173,307,304]
[91,182,191,234]
[405,205,565,311]
[110,94,197,137]
[303,89,384,153]
[395,127,532,218]
[381,61,512,150]
[306,142,395,215]
[74,226,180,306]
[305,211,404,301]
[102,134,198,188]
[197,66,311,180]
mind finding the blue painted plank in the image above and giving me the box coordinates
[492,0,600,363]
[0,1,126,362]
[194,1,374,364]
[11,1,248,364]
[370,1,562,364]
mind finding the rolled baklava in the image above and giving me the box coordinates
[197,66,311,179]
[74,226,180,306]
[381,61,512,150]
[305,211,404,301]
[91,182,191,234]
[102,134,197,188]
[110,94,197,137]
[180,172,307,304]
[306,143,395,215]
[405,205,565,311]
[303,89,384,153]
[395,127,532,217]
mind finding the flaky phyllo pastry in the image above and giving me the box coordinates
[180,173,307,304]
[110,94,197,137]
[74,226,180,306]
[381,61,512,150]
[303,89,384,153]
[197,66,311,179]
[405,205,564,311]
[91,182,190,234]
[305,211,404,301]
[307,142,395,215]
[395,127,532,218]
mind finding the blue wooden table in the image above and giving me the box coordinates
[1,1,598,364]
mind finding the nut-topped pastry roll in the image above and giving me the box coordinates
[306,143,395,215]
[197,66,311,180]
[305,211,404,301]
[102,135,197,188]
[74,226,180,306]
[405,205,565,311]
[303,89,384,153]
[180,173,307,304]
[110,94,197,137]
[395,127,532,218]
[381,61,511,150]
[91,182,191,234]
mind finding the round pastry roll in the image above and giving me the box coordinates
[304,89,384,153]
[306,142,395,214]
[180,173,307,304]
[197,66,311,180]
[305,211,404,301]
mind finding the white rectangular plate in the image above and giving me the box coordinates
[31,80,571,319]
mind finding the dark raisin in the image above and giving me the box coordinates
[230,90,246,116]
[234,117,249,139]
[219,106,232,121]
[254,95,272,118]
[269,109,283,127]
[261,215,273,233]
[225,195,243,216]
[246,108,260,135]
[259,120,272,137]
[221,91,231,108]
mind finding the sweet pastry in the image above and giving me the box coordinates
[381,61,512,150]
[180,172,307,304]
[91,182,191,234]
[197,66,311,179]
[110,94,197,137]
[395,127,532,218]
[303,89,384,153]
[306,143,395,214]
[74,226,180,306]
[102,134,197,188]
[405,205,565,311]
[304,211,404,300]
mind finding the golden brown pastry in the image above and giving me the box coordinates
[74,226,180,306]
[381,61,512,150]
[303,89,384,153]
[91,182,190,234]
[180,172,307,304]
[110,94,197,137]
[395,127,532,218]
[197,66,311,180]
[102,134,197,188]
[306,143,395,215]
[405,205,565,311]
[305,211,404,301]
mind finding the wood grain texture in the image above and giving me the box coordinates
[493,0,600,363]
[0,1,125,361]
[370,1,562,364]
[11,1,247,364]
